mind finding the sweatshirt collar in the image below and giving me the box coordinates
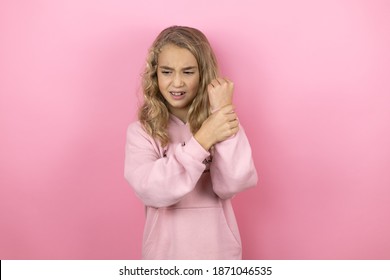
[169,114,188,126]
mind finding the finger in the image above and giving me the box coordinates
[229,120,240,130]
[224,124,239,139]
[210,79,220,87]
[220,116,238,130]
[216,77,225,85]
[223,78,234,91]
[222,77,231,84]
[229,119,239,129]
[231,125,239,135]
[225,112,238,121]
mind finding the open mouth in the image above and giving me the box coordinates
[170,91,185,96]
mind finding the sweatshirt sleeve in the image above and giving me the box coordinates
[210,124,258,199]
[124,122,210,208]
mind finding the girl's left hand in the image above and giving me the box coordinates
[194,104,239,151]
[207,78,234,112]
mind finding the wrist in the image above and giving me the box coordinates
[194,129,214,151]
[210,106,220,113]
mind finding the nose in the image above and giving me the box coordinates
[172,73,184,87]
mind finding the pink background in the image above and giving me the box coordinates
[1,0,390,259]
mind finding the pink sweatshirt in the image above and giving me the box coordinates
[124,114,258,259]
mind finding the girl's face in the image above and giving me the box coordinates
[157,44,200,121]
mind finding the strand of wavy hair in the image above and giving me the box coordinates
[138,54,170,147]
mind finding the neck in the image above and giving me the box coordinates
[169,107,188,124]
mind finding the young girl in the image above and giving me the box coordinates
[124,26,258,260]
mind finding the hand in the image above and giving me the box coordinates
[194,104,239,150]
[208,78,234,112]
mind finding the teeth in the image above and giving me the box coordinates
[171,92,184,96]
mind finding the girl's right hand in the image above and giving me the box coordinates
[194,104,239,151]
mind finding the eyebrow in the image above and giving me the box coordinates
[158,66,198,71]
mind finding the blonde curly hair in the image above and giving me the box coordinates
[138,26,219,147]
